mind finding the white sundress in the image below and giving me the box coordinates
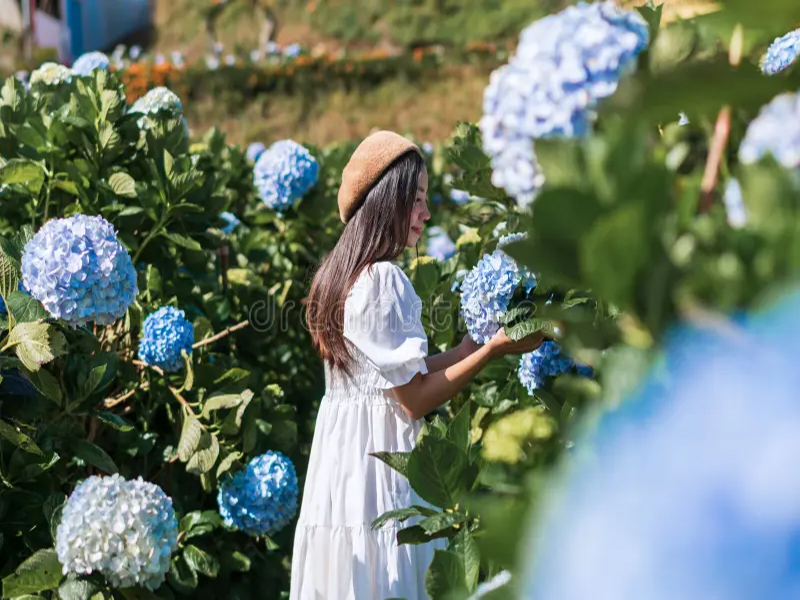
[290,261,446,600]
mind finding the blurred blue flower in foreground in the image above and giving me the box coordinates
[425,226,456,261]
[739,91,800,171]
[253,140,319,212]
[762,28,800,75]
[480,1,648,207]
[523,291,800,600]
[723,178,747,229]
[220,211,241,234]
[72,51,110,76]
[246,142,267,163]
[217,451,299,536]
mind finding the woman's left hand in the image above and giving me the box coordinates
[458,334,481,360]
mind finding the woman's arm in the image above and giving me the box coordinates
[393,330,542,420]
[424,336,480,373]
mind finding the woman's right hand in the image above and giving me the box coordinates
[488,328,544,358]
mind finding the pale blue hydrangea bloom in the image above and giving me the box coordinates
[225,54,236,66]
[762,28,800,75]
[723,178,747,229]
[138,306,194,372]
[283,43,302,58]
[246,142,267,163]
[217,451,299,536]
[129,45,142,60]
[72,52,110,76]
[129,86,183,119]
[426,226,456,261]
[480,2,648,206]
[21,214,137,327]
[253,140,319,212]
[30,62,73,87]
[213,42,224,56]
[220,211,240,234]
[206,55,220,70]
[171,50,184,67]
[422,141,435,154]
[518,341,592,393]
[250,49,263,63]
[55,474,178,590]
[678,112,690,126]
[450,189,471,205]
[739,91,800,171]
[523,291,800,600]
[460,247,537,344]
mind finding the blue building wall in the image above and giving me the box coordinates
[65,0,151,57]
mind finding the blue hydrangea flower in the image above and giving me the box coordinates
[253,140,319,212]
[129,45,142,60]
[30,62,73,87]
[522,290,800,600]
[450,189,471,205]
[480,2,648,206]
[678,112,690,126]
[451,268,469,293]
[206,55,220,70]
[739,91,800,171]
[426,226,456,261]
[213,42,224,56]
[762,28,800,75]
[246,142,267,163]
[224,54,236,66]
[171,51,184,66]
[55,474,178,590]
[518,341,591,393]
[723,178,747,229]
[138,306,194,372]
[72,51,110,76]
[219,211,240,234]
[460,247,537,344]
[422,141,435,154]
[217,451,299,536]
[129,86,183,119]
[283,43,302,58]
[21,214,137,327]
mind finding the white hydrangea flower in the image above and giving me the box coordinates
[30,62,73,87]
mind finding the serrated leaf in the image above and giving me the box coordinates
[164,150,175,182]
[5,321,68,372]
[418,512,468,535]
[221,550,250,573]
[80,363,108,400]
[26,367,63,406]
[425,550,468,600]
[449,528,480,590]
[183,545,219,579]
[216,451,242,478]
[6,291,48,323]
[57,578,104,600]
[448,400,471,453]
[180,350,194,392]
[178,417,203,462]
[0,159,45,194]
[201,393,243,418]
[186,430,219,475]
[505,318,554,342]
[70,439,118,474]
[407,439,469,508]
[1,548,62,597]
[161,232,201,251]
[0,252,18,303]
[168,555,198,592]
[52,179,79,196]
[92,411,134,432]
[0,418,43,455]
[371,505,439,530]
[108,172,136,198]
[370,451,411,479]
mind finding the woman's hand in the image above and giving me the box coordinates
[487,328,544,358]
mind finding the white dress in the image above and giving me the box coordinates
[290,261,446,600]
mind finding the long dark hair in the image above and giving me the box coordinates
[306,150,425,376]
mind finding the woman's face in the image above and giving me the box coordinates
[406,166,430,247]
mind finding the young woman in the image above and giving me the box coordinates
[290,131,543,600]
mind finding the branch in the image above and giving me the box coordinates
[132,359,165,377]
[192,320,250,349]
[169,386,194,413]
[699,106,731,213]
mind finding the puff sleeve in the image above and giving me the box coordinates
[343,262,429,388]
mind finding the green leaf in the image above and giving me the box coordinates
[178,416,203,462]
[118,587,163,600]
[180,349,194,392]
[57,578,104,600]
[92,411,134,432]
[505,318,554,342]
[179,510,222,540]
[220,550,251,573]
[0,159,45,194]
[7,291,49,323]
[0,419,43,455]
[447,401,471,453]
[425,550,468,600]
[396,525,436,546]
[70,439,118,474]
[5,321,68,372]
[43,492,66,542]
[1,548,62,597]
[201,393,243,418]
[449,528,480,590]
[369,451,410,479]
[167,555,198,592]
[407,438,469,508]
[371,505,439,530]
[80,363,108,400]
[26,367,63,406]
[161,232,202,251]
[186,430,219,475]
[52,179,79,196]
[216,451,242,479]
[0,252,18,306]
[108,172,137,198]
[183,545,220,579]
[418,512,468,535]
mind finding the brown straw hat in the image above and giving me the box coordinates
[337,130,422,223]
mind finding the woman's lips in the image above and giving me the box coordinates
[412,226,422,235]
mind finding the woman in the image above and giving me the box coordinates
[290,131,542,599]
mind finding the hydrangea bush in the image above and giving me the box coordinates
[55,474,179,590]
[72,51,111,76]
[253,140,319,212]
[138,306,195,372]
[21,214,138,327]
[480,1,648,205]
[217,451,299,536]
